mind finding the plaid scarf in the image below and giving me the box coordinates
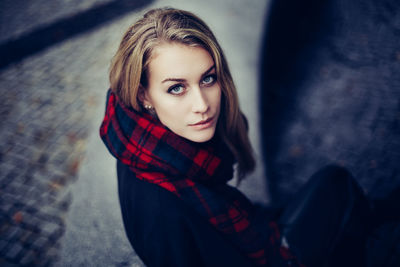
[100,89,304,267]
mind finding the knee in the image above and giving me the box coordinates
[313,165,352,180]
[310,164,354,191]
[306,164,364,208]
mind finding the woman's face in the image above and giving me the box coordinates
[142,43,221,143]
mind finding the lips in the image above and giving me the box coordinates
[191,117,213,126]
[189,117,215,130]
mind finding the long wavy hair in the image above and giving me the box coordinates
[109,7,255,178]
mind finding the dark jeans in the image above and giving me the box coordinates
[278,165,371,267]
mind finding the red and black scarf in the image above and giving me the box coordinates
[100,89,304,266]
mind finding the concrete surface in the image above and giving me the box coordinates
[4,0,397,266]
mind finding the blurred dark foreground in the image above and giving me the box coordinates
[260,0,400,265]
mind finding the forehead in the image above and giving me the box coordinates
[147,43,214,81]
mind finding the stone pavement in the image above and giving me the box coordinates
[0,0,112,43]
[1,0,400,266]
[0,0,269,266]
[0,0,150,265]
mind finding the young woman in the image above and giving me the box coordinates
[100,8,373,267]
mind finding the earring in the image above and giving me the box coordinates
[144,104,153,110]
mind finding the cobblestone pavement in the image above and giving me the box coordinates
[0,0,152,265]
[1,0,399,265]
[0,0,269,266]
[0,0,112,43]
[2,0,400,265]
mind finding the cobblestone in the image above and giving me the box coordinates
[4,243,23,260]
[0,0,113,43]
[0,0,151,265]
[20,250,36,265]
[3,0,397,265]
[0,239,7,252]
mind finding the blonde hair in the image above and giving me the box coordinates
[109,7,255,178]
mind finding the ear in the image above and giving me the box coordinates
[138,85,152,108]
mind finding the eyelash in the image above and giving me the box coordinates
[167,74,217,95]
[202,74,217,86]
[167,84,185,95]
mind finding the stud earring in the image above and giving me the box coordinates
[144,104,153,110]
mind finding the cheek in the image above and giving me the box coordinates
[211,86,222,110]
[153,99,189,125]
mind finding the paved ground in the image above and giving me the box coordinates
[0,0,269,266]
[2,0,398,266]
[0,0,112,43]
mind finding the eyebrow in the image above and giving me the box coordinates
[161,64,216,83]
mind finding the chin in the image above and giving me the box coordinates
[184,128,216,143]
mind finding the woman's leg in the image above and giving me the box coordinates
[278,165,371,267]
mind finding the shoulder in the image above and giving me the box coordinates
[116,160,211,232]
[116,161,186,220]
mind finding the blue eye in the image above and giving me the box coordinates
[168,84,185,95]
[202,74,216,85]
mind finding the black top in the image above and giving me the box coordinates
[117,161,254,267]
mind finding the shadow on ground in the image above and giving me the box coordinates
[0,0,153,69]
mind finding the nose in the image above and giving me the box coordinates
[191,86,209,113]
